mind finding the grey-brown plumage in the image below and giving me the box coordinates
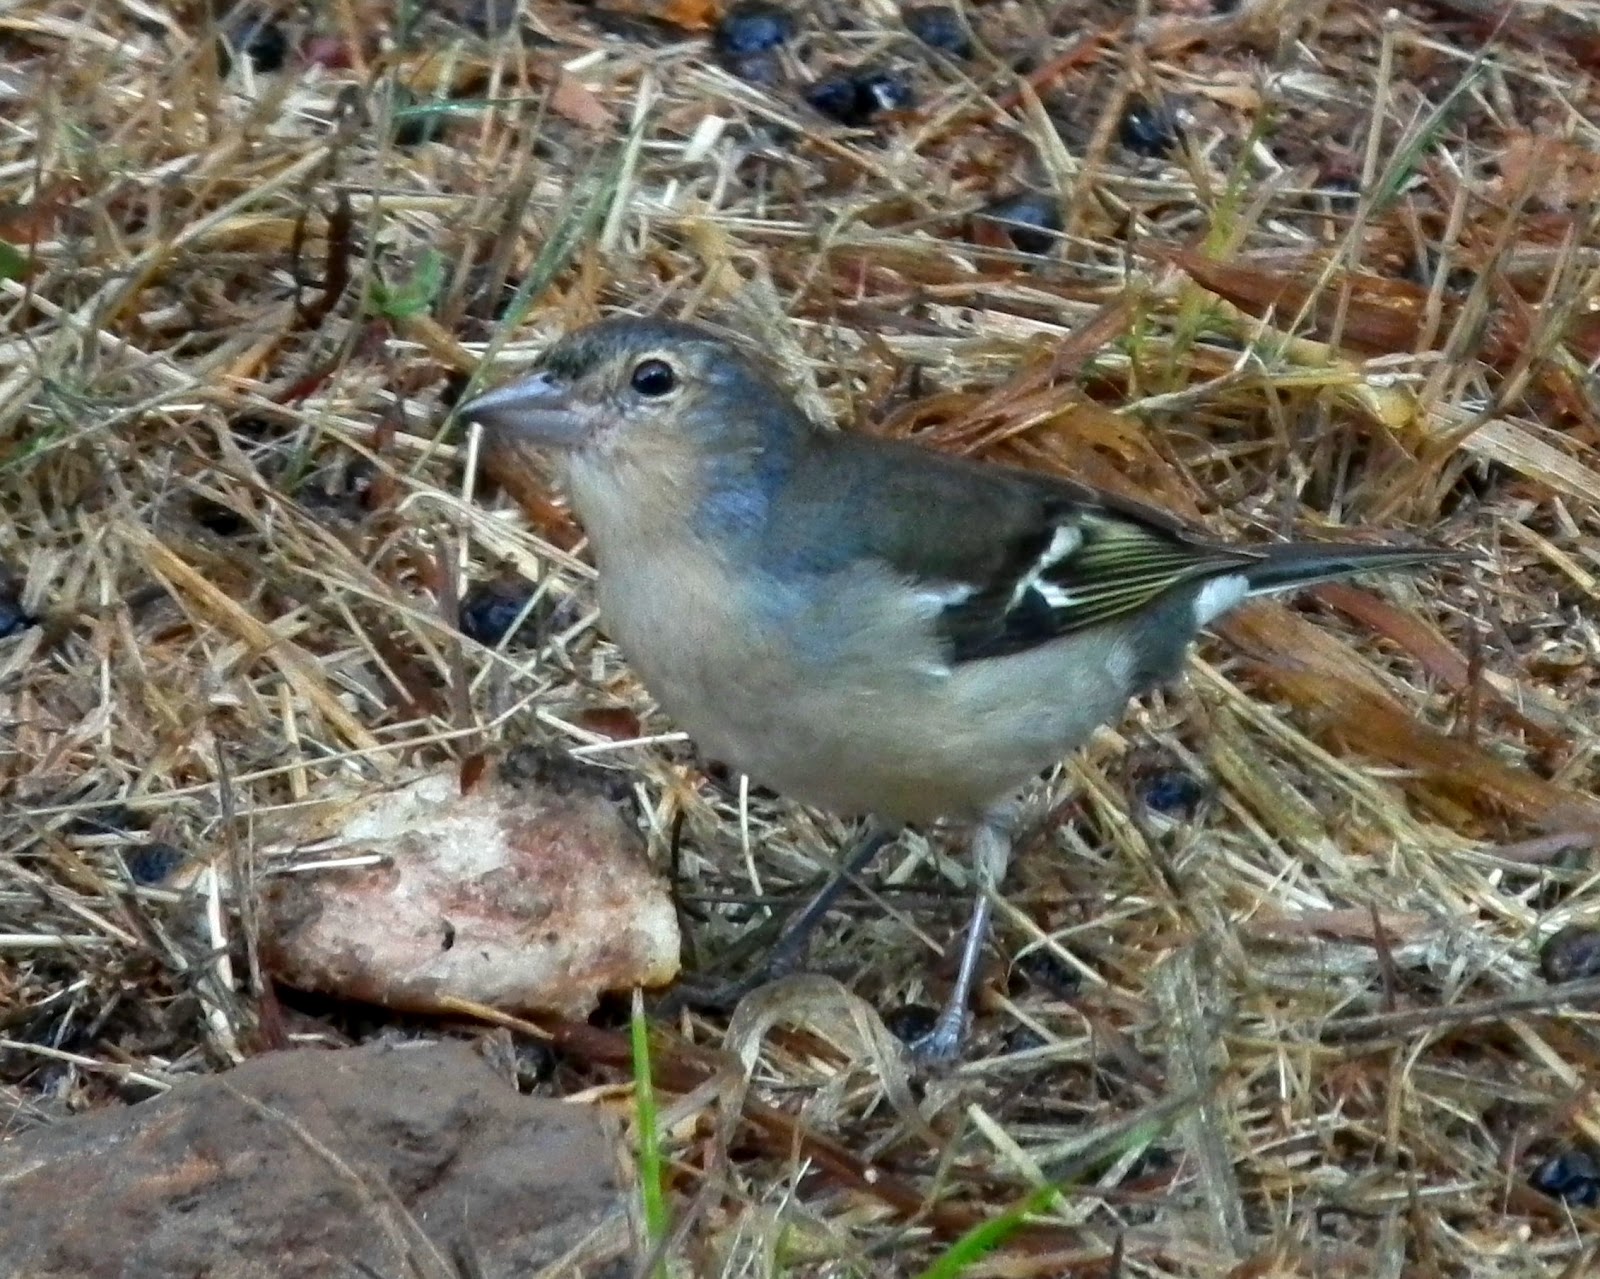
[461,315,1460,1058]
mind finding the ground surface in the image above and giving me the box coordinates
[4,0,1600,1275]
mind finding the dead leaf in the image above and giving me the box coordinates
[1310,581,1567,750]
[1250,660,1600,834]
[550,71,615,131]
[1170,248,1436,356]
[574,707,645,740]
[1494,130,1600,212]
[596,0,718,31]
[1244,908,1435,944]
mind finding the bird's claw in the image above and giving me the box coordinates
[905,1010,968,1067]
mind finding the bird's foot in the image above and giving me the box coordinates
[649,974,755,1018]
[649,935,813,1018]
[652,830,893,1020]
[905,1006,969,1067]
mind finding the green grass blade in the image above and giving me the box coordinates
[630,990,670,1278]
[912,1179,1064,1279]
[1367,60,1485,214]
[0,240,26,281]
[912,1102,1188,1279]
[442,119,634,418]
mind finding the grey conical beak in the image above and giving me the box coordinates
[458,371,593,448]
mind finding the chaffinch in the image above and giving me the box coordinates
[461,315,1457,1060]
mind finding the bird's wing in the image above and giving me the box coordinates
[772,433,1261,663]
[932,502,1258,661]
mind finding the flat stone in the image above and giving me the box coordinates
[0,1042,635,1279]
[262,748,680,1017]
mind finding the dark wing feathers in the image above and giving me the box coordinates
[766,430,1448,667]
[770,433,1262,662]
[936,507,1257,661]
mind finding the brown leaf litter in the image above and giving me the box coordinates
[4,0,1600,1274]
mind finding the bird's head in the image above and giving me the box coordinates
[460,316,816,542]
[460,316,809,477]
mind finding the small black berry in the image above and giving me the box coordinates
[882,1003,941,1044]
[1141,769,1206,816]
[1531,1151,1600,1207]
[806,68,914,127]
[1119,99,1181,158]
[190,497,248,537]
[1540,925,1600,984]
[1012,945,1079,997]
[124,841,189,886]
[459,577,542,648]
[1002,1022,1049,1053]
[0,570,33,640]
[903,6,971,58]
[714,2,795,58]
[217,14,289,76]
[974,191,1061,256]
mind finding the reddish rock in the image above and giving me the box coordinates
[0,1042,634,1279]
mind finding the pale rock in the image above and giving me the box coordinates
[263,749,680,1017]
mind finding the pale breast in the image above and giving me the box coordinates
[592,543,1141,825]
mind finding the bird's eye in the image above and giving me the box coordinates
[630,358,677,397]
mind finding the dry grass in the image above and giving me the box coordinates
[5,0,1600,1274]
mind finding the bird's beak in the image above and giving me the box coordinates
[458,371,593,448]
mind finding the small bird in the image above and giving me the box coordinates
[461,316,1457,1060]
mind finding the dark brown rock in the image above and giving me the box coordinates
[0,1042,635,1279]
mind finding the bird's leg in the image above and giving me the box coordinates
[762,819,899,977]
[911,803,1019,1064]
[659,819,897,1015]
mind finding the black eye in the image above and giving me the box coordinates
[630,358,677,397]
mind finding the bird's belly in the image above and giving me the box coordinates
[666,657,1126,824]
[598,558,1138,824]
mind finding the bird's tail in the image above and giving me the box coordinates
[1240,541,1464,597]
